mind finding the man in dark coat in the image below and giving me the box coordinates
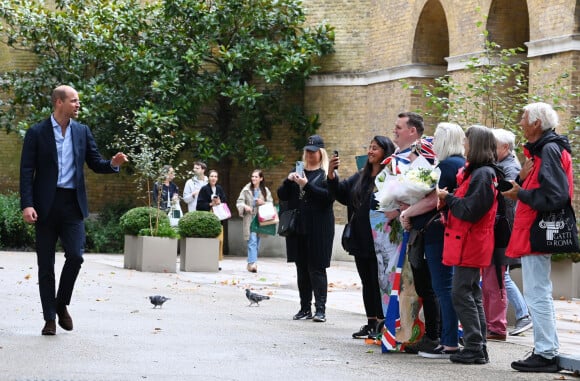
[20,85,128,335]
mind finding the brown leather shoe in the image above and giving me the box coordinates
[486,332,506,341]
[42,320,56,336]
[57,306,73,331]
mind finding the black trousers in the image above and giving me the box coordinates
[295,261,327,312]
[452,266,487,352]
[354,255,384,320]
[35,189,85,321]
[410,257,441,340]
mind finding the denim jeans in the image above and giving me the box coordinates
[505,267,529,320]
[521,254,559,359]
[425,242,458,347]
[247,232,261,264]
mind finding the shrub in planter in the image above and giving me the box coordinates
[178,211,221,238]
[119,206,169,236]
[0,192,35,250]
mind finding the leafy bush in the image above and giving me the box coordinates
[0,192,35,250]
[119,207,169,235]
[139,220,178,238]
[178,211,222,238]
[85,200,134,253]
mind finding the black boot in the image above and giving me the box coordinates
[312,279,327,323]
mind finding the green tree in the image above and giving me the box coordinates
[0,0,335,192]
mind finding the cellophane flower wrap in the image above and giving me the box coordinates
[375,155,440,212]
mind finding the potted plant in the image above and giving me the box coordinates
[178,211,222,272]
[119,206,179,273]
[111,114,187,272]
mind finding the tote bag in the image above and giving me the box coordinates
[258,202,279,226]
[212,203,232,221]
[530,200,579,253]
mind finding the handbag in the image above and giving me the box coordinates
[341,214,355,252]
[212,203,232,221]
[529,200,579,253]
[250,214,277,235]
[258,202,279,226]
[407,212,440,268]
[494,194,512,249]
[277,209,299,237]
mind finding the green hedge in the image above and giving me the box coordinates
[0,192,35,250]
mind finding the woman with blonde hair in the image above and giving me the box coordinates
[277,135,335,322]
[417,122,466,359]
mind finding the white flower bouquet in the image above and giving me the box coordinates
[375,155,440,211]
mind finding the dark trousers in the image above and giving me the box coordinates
[295,261,327,313]
[354,255,384,320]
[452,266,487,352]
[35,189,85,321]
[410,256,441,340]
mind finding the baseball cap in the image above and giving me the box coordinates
[303,135,325,152]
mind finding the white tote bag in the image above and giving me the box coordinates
[212,203,232,221]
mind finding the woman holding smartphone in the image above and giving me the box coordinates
[277,135,335,322]
[197,169,228,260]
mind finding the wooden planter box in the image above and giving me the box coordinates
[134,236,178,273]
[179,237,219,272]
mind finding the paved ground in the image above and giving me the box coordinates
[0,251,578,381]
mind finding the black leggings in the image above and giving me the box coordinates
[354,255,384,320]
[411,257,441,340]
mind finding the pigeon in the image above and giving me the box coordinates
[245,289,270,306]
[149,295,170,308]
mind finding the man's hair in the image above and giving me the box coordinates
[492,128,516,152]
[433,122,465,161]
[51,86,69,106]
[465,125,497,165]
[398,112,424,136]
[194,161,207,171]
[524,102,559,131]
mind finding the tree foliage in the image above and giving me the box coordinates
[0,0,335,171]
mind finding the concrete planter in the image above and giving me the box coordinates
[179,237,219,272]
[123,235,139,269]
[135,236,178,273]
[551,259,580,300]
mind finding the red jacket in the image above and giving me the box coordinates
[506,132,574,258]
[443,165,498,268]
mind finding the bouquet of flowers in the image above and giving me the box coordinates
[375,155,440,212]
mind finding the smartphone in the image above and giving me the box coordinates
[496,179,513,192]
[333,150,339,166]
[295,161,304,176]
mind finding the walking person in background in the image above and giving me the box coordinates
[20,85,128,335]
[415,122,466,359]
[504,102,574,373]
[328,136,396,338]
[236,169,273,273]
[437,125,499,365]
[183,161,208,213]
[278,135,335,323]
[197,169,228,261]
[152,165,180,212]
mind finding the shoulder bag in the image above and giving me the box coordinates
[529,199,579,253]
[341,213,355,252]
[407,212,440,268]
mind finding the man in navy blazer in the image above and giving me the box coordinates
[20,85,128,335]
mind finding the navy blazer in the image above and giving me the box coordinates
[20,118,118,222]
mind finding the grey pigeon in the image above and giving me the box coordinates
[245,289,270,306]
[149,295,170,308]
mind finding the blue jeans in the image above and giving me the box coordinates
[247,232,261,264]
[521,254,559,359]
[505,267,529,320]
[425,242,458,347]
